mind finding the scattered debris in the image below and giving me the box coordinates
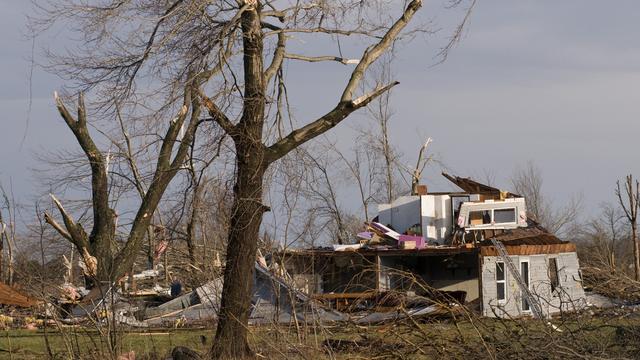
[0,172,595,330]
[0,283,38,308]
[274,173,587,319]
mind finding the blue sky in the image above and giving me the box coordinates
[1,0,639,220]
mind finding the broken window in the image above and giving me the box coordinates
[470,210,492,225]
[520,260,530,311]
[451,196,470,228]
[496,261,506,301]
[468,208,516,227]
[494,208,516,224]
[549,258,559,292]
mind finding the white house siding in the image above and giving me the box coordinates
[420,195,452,245]
[378,196,421,235]
[481,252,586,318]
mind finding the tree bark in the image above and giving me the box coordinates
[186,179,203,268]
[633,222,640,281]
[615,175,640,281]
[0,212,5,283]
[211,5,266,359]
[205,2,423,357]
[47,87,199,286]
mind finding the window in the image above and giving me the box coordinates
[496,262,506,302]
[470,210,491,225]
[549,258,559,292]
[451,196,470,228]
[494,208,516,224]
[468,208,516,227]
[520,260,530,311]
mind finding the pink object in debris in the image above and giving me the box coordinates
[370,222,401,240]
[398,235,425,249]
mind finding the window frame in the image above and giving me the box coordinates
[467,207,518,228]
[549,257,560,293]
[494,208,517,224]
[496,261,506,304]
[520,259,531,312]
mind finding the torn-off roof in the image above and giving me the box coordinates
[442,172,520,198]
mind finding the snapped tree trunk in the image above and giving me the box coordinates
[46,86,200,288]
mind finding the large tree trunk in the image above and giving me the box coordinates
[633,223,639,281]
[91,212,117,285]
[204,2,424,357]
[211,6,265,359]
[211,155,265,358]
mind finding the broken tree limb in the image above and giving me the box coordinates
[340,0,423,102]
[198,90,236,136]
[284,53,360,65]
[112,86,200,278]
[262,0,422,165]
[45,194,97,278]
[264,81,399,164]
[264,31,286,83]
[43,211,72,242]
[48,193,90,250]
[54,92,114,243]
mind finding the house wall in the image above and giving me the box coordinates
[420,195,452,245]
[481,252,586,318]
[377,194,453,244]
[379,254,479,302]
[378,196,421,234]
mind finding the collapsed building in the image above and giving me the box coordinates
[1,173,588,328]
[276,173,586,318]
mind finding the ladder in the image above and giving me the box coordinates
[490,238,544,319]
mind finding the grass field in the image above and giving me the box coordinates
[1,309,639,359]
[1,327,212,359]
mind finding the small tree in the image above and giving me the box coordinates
[615,175,640,281]
[511,161,581,238]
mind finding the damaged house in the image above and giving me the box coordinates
[277,173,586,319]
[54,173,586,326]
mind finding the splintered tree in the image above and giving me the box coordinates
[616,175,640,281]
[33,0,474,357]
[43,88,200,285]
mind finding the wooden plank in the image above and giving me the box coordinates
[480,243,577,257]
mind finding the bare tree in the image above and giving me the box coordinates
[198,3,440,356]
[33,0,475,356]
[0,183,18,285]
[365,53,400,203]
[410,138,433,194]
[511,161,582,238]
[582,203,624,274]
[335,143,380,223]
[616,175,640,281]
[43,87,201,286]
